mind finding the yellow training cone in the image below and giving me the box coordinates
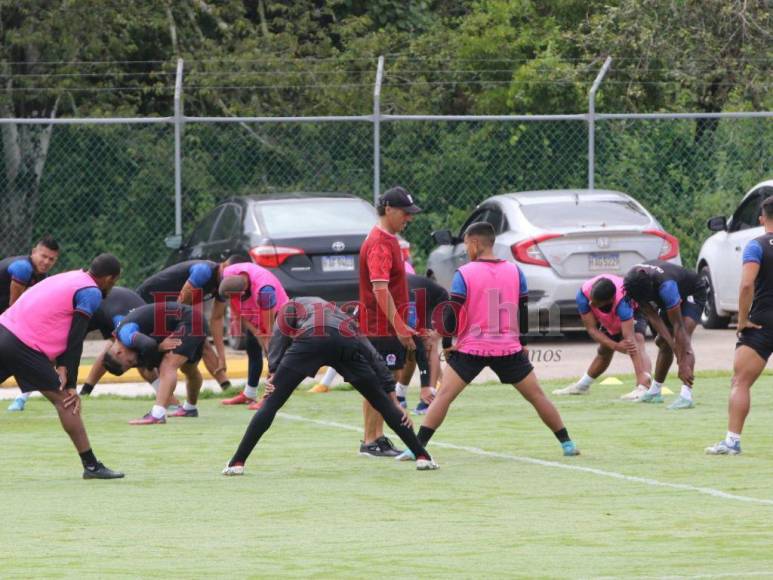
[661,386,674,395]
[599,377,624,385]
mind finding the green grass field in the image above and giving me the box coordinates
[3,373,773,578]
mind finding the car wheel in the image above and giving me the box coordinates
[225,309,247,350]
[700,266,730,329]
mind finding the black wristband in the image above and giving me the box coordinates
[80,383,95,395]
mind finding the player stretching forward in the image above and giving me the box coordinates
[553,274,652,398]
[707,195,773,455]
[399,222,580,461]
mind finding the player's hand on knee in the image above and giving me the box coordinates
[56,366,68,390]
[159,336,182,352]
[420,386,435,404]
[62,389,81,415]
[399,408,413,428]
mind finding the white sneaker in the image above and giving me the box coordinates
[620,385,648,401]
[416,458,439,471]
[552,383,590,396]
[222,464,245,476]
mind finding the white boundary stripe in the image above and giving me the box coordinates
[277,412,773,507]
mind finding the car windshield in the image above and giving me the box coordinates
[520,200,650,228]
[255,198,377,237]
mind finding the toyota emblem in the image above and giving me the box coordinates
[332,241,346,252]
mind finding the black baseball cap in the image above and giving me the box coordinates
[378,186,422,214]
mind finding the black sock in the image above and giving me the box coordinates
[417,426,435,446]
[80,383,95,395]
[220,380,232,390]
[553,427,570,444]
[79,449,98,469]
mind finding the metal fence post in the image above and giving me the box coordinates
[588,56,612,190]
[373,55,384,204]
[173,58,184,238]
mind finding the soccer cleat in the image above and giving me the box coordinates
[395,449,416,462]
[222,464,245,476]
[637,392,664,404]
[307,383,330,393]
[668,396,694,410]
[413,400,431,415]
[221,392,255,405]
[416,457,439,470]
[620,385,648,401]
[552,383,590,396]
[705,440,741,455]
[359,436,402,458]
[83,462,125,480]
[128,412,166,425]
[7,396,26,412]
[247,395,267,411]
[562,441,580,456]
[169,406,198,418]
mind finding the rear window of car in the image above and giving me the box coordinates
[255,199,377,237]
[520,200,651,228]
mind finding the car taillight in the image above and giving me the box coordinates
[249,245,304,268]
[511,234,562,267]
[644,229,680,260]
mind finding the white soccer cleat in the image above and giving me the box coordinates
[416,458,439,471]
[222,464,245,476]
[552,383,590,396]
[620,385,648,401]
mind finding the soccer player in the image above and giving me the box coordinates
[4,235,61,411]
[706,195,773,455]
[623,260,707,409]
[357,186,421,457]
[216,261,289,410]
[78,286,175,403]
[399,222,580,461]
[0,253,124,479]
[102,302,204,424]
[135,256,250,390]
[553,274,652,398]
[221,297,438,475]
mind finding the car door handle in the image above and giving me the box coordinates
[735,246,741,251]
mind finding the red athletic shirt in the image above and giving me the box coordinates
[358,225,409,337]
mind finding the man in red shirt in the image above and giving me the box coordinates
[358,186,421,457]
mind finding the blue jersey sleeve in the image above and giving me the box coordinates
[117,322,140,347]
[450,271,467,298]
[743,239,763,264]
[257,285,277,310]
[73,287,102,316]
[518,268,528,296]
[7,259,33,285]
[658,280,681,310]
[616,297,634,321]
[576,290,591,315]
[111,314,126,330]
[188,263,214,289]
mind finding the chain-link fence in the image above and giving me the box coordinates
[0,113,771,284]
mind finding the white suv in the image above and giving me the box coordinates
[697,179,773,329]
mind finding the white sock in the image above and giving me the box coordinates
[19,392,31,401]
[150,378,161,394]
[321,367,337,387]
[395,383,407,398]
[647,381,662,395]
[183,401,197,411]
[577,373,594,389]
[151,404,166,419]
[243,385,258,399]
[680,385,692,401]
[725,431,741,446]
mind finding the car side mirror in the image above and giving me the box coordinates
[432,229,455,246]
[706,216,727,232]
[164,235,184,250]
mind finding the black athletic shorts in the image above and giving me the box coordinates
[603,312,649,341]
[139,315,207,369]
[447,349,534,385]
[0,324,60,392]
[737,327,773,362]
[367,335,407,371]
[276,331,395,393]
[659,297,705,326]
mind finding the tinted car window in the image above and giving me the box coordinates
[212,204,242,241]
[188,208,222,245]
[255,199,377,237]
[731,193,763,231]
[520,200,650,228]
[457,209,488,238]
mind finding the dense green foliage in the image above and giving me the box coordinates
[1,1,770,281]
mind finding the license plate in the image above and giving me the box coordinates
[588,252,620,271]
[322,255,355,272]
